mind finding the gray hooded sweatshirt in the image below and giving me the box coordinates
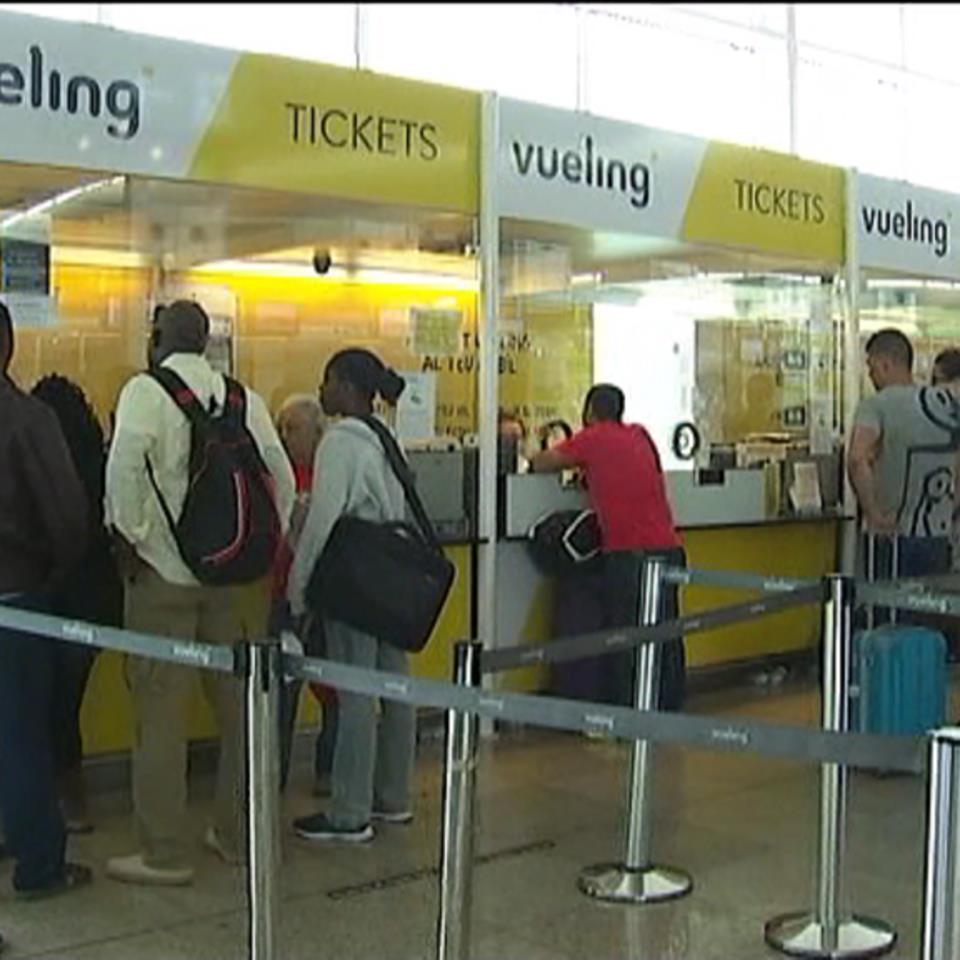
[288,416,405,618]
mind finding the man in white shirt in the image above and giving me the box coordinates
[104,300,294,887]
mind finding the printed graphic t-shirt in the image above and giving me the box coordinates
[853,384,959,538]
[556,421,681,552]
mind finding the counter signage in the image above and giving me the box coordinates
[0,10,479,213]
[681,143,845,264]
[498,98,705,239]
[858,174,960,280]
[498,99,845,264]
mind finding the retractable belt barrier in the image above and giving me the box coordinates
[662,566,819,594]
[0,602,238,674]
[284,653,925,775]
[482,583,826,674]
[856,582,960,618]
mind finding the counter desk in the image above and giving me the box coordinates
[493,470,850,694]
[76,460,846,759]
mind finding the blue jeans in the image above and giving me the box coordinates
[0,593,68,891]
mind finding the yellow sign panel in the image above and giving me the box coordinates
[189,54,479,213]
[682,142,845,264]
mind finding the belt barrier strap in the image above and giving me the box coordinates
[662,566,819,593]
[0,603,236,674]
[482,583,825,675]
[857,583,960,618]
[284,653,925,775]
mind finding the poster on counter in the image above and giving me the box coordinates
[411,307,462,357]
[395,371,437,443]
[0,213,53,327]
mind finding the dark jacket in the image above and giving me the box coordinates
[0,378,89,595]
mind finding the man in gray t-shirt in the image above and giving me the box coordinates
[848,329,959,579]
[854,384,957,537]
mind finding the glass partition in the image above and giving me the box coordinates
[859,276,960,387]
[0,158,479,957]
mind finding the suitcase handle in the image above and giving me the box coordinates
[865,533,900,628]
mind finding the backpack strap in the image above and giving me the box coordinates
[148,367,210,426]
[143,368,222,550]
[222,375,248,423]
[357,415,442,553]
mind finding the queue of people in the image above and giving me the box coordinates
[0,294,424,940]
[2,291,959,951]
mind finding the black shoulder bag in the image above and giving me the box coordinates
[304,416,455,653]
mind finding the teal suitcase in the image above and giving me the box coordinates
[851,625,947,735]
[853,533,948,736]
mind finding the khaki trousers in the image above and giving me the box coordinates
[123,566,269,869]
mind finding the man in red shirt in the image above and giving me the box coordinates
[531,384,685,710]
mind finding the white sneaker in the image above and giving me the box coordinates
[371,809,413,825]
[106,854,194,887]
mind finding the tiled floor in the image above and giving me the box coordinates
[0,676,943,959]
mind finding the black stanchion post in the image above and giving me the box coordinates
[765,574,896,958]
[246,638,281,960]
[578,556,693,904]
[922,729,960,960]
[437,640,482,960]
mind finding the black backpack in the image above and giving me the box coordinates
[146,368,282,586]
[305,415,455,653]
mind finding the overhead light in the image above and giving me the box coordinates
[191,258,479,291]
[0,176,125,232]
[868,278,960,291]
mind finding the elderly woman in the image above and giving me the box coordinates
[272,394,338,794]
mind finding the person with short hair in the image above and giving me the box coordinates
[271,394,339,796]
[531,383,686,711]
[933,348,960,388]
[0,302,92,909]
[104,300,294,886]
[848,328,957,585]
[288,348,416,844]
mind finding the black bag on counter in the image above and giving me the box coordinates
[527,509,602,577]
[305,416,455,654]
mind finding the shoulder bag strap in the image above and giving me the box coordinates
[358,415,442,552]
[143,368,209,541]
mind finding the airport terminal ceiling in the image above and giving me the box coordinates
[0,161,478,275]
[0,160,479,431]
[500,216,842,310]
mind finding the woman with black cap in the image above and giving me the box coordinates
[287,348,415,843]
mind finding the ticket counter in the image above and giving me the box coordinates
[484,97,852,691]
[0,9,481,754]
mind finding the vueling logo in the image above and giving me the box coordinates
[510,135,651,210]
[0,45,142,140]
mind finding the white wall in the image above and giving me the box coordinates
[592,300,696,472]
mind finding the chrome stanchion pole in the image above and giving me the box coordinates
[246,639,281,960]
[437,641,482,960]
[921,728,960,960]
[765,575,896,959]
[578,556,693,904]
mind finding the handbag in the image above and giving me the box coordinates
[305,416,455,653]
[527,508,602,577]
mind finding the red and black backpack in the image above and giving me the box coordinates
[146,368,281,586]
